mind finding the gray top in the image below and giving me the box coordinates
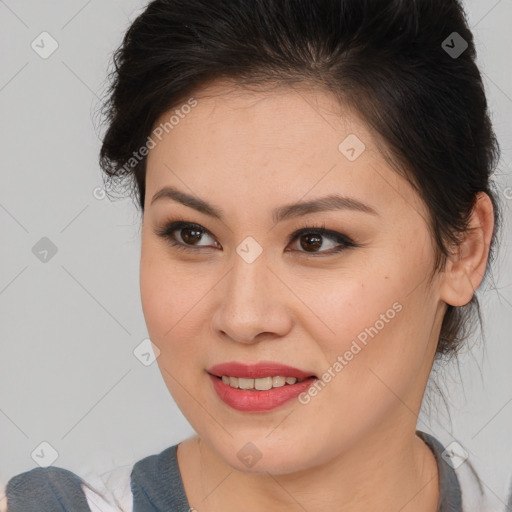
[417,430,462,512]
[5,430,463,511]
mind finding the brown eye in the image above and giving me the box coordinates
[155,219,357,256]
[285,221,358,256]
[287,228,353,255]
[155,220,218,251]
[299,233,323,252]
[179,226,204,245]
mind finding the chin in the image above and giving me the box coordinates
[205,434,323,476]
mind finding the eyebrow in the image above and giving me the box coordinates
[150,185,379,223]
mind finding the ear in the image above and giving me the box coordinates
[439,192,495,307]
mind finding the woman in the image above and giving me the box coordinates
[3,0,505,511]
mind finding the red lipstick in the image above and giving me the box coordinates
[207,361,316,379]
[207,361,317,412]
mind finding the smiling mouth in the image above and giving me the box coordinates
[209,374,316,391]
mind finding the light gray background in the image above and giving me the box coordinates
[1,0,511,506]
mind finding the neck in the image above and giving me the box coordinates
[184,420,439,512]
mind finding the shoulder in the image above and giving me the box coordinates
[2,465,94,511]
[131,444,178,476]
[1,464,133,512]
[1,445,184,512]
[417,430,508,512]
[130,443,191,509]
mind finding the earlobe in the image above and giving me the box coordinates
[439,192,495,307]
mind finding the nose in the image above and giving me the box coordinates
[211,250,293,344]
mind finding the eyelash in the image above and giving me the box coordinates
[154,217,358,257]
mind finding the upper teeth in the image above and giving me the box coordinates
[220,375,305,390]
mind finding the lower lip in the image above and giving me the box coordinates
[209,374,317,412]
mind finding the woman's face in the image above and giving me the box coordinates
[140,81,448,474]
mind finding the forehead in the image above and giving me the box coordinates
[152,79,368,150]
[145,80,427,223]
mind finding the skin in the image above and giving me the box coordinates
[139,80,494,512]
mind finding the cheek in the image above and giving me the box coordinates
[310,269,402,343]
[139,242,192,337]
[140,251,166,336]
[140,254,206,414]
[139,246,210,377]
[310,260,432,386]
